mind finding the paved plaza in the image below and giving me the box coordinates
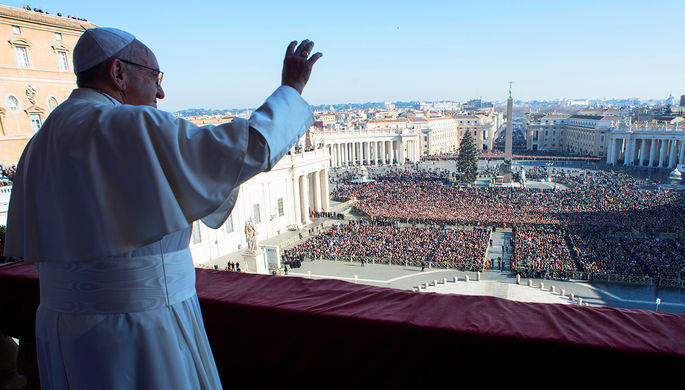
[283,259,685,314]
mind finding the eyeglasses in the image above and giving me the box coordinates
[118,58,164,86]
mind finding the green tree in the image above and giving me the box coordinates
[457,131,478,184]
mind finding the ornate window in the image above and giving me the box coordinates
[9,38,31,68]
[51,43,71,71]
[15,46,30,68]
[225,214,234,234]
[277,198,284,217]
[57,51,69,71]
[30,114,42,133]
[6,95,19,111]
[252,204,261,224]
[48,96,59,110]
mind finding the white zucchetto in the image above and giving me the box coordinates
[73,27,135,74]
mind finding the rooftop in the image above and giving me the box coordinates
[0,4,97,31]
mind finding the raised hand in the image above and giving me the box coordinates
[281,39,322,94]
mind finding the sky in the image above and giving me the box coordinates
[7,0,685,111]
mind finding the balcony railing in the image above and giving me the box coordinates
[0,260,683,386]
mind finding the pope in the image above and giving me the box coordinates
[4,27,321,390]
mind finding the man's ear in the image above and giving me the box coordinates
[108,59,127,92]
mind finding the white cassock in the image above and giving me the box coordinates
[4,86,314,389]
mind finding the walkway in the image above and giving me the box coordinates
[485,228,513,271]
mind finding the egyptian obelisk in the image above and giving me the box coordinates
[505,82,513,162]
[501,82,513,183]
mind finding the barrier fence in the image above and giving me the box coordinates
[513,266,684,288]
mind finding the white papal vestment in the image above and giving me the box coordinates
[4,86,314,389]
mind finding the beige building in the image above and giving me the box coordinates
[0,5,95,164]
[527,111,622,157]
[526,114,571,151]
[412,114,498,155]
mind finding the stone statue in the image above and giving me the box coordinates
[245,218,258,251]
[26,85,37,105]
[358,165,368,182]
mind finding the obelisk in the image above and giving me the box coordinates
[501,82,513,183]
[505,82,513,162]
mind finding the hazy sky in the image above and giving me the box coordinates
[8,0,685,110]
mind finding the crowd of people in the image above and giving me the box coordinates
[421,150,602,162]
[285,220,491,270]
[512,227,685,281]
[325,167,685,281]
[0,164,15,186]
[332,168,685,233]
[567,231,643,277]
[513,226,575,275]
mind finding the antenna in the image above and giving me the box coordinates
[508,81,512,98]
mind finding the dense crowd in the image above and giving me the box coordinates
[422,150,602,161]
[514,228,685,280]
[326,167,685,281]
[514,226,575,273]
[567,231,643,276]
[285,220,490,269]
[332,168,685,232]
[1,164,16,186]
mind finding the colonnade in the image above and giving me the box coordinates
[293,169,329,225]
[607,135,685,169]
[326,139,420,168]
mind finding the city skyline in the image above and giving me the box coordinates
[5,0,685,111]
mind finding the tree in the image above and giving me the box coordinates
[457,131,478,184]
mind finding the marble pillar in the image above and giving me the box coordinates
[649,139,658,167]
[659,139,668,167]
[669,140,678,168]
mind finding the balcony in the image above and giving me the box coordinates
[0,260,683,386]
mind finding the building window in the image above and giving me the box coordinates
[57,51,69,71]
[7,96,19,111]
[54,32,62,40]
[192,221,202,244]
[15,47,30,68]
[252,204,261,223]
[12,25,21,34]
[30,114,42,133]
[48,97,59,110]
[277,198,284,217]
[225,214,233,233]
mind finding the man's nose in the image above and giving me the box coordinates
[156,85,165,100]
